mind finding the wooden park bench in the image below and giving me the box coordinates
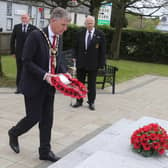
[62,49,118,94]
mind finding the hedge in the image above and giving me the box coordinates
[63,25,168,64]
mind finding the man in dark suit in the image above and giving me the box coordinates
[72,15,106,110]
[8,7,71,162]
[10,14,36,93]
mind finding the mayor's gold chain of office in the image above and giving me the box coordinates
[39,29,59,57]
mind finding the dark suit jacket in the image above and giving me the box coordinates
[10,23,36,58]
[19,27,67,97]
[75,28,106,70]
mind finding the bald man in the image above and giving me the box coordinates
[10,14,36,93]
[72,15,106,110]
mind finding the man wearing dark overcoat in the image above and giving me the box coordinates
[8,7,71,162]
[10,14,36,93]
[72,15,106,110]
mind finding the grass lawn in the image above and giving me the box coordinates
[0,56,16,87]
[108,59,168,83]
[1,55,168,87]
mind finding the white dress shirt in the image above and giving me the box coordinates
[85,28,95,50]
[22,24,28,32]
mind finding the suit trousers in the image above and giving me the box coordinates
[9,91,55,155]
[77,68,97,104]
[16,57,22,90]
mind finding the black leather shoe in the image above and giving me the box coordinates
[39,151,61,162]
[8,131,20,153]
[89,104,95,111]
[72,102,82,108]
[14,90,20,94]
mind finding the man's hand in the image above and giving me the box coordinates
[44,73,58,85]
[65,72,72,78]
[72,58,76,62]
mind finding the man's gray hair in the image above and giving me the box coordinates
[50,7,71,21]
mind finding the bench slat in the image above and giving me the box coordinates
[62,49,118,94]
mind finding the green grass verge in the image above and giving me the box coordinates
[108,59,168,83]
[1,56,168,87]
[0,56,16,87]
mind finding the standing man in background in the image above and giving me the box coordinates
[8,7,71,162]
[72,15,106,110]
[10,14,36,94]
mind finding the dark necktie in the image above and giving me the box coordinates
[87,31,91,49]
[23,24,26,33]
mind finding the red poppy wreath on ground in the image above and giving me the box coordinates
[130,123,168,157]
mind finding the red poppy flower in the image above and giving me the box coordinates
[130,123,168,157]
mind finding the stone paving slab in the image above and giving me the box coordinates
[48,118,133,168]
[0,75,168,168]
[50,116,168,168]
[74,151,162,168]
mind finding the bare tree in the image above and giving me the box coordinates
[109,0,168,59]
[19,0,168,59]
[74,0,168,59]
[78,0,105,22]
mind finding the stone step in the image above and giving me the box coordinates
[74,151,162,168]
[73,116,168,168]
[48,116,168,168]
[48,118,134,168]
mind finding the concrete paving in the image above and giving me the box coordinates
[0,75,168,168]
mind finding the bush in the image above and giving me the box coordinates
[63,25,168,64]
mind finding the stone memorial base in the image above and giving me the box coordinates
[48,117,168,168]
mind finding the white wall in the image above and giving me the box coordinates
[13,3,28,26]
[76,13,86,26]
[70,12,75,25]
[28,6,49,28]
[0,1,88,31]
[0,1,51,31]
[0,1,7,31]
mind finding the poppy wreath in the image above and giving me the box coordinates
[130,123,168,157]
[51,73,87,99]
